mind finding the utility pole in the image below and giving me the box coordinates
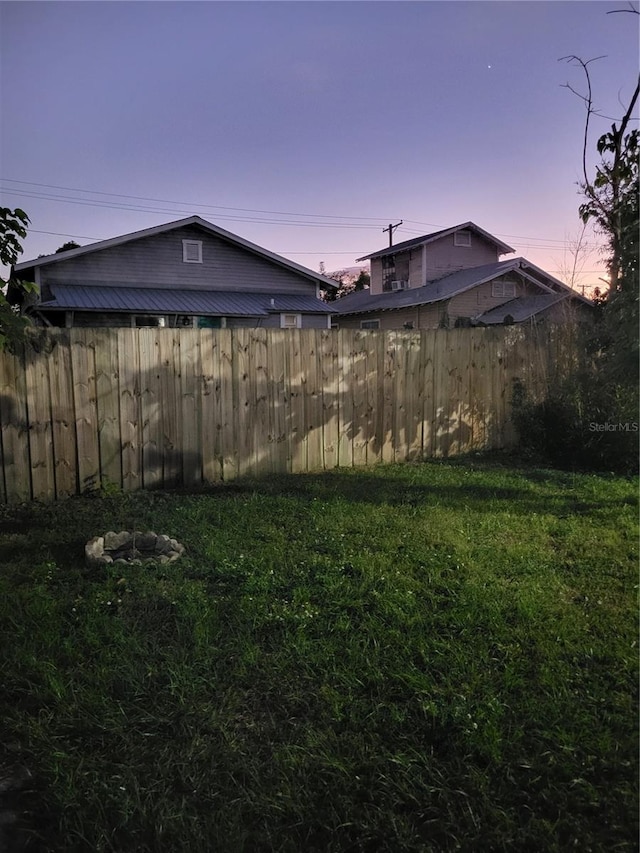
[383,220,403,247]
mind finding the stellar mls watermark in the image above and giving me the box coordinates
[588,422,639,432]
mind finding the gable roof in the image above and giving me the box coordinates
[356,222,514,262]
[333,258,591,317]
[15,215,339,290]
[36,284,337,316]
[474,294,569,325]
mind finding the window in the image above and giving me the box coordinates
[280,313,301,328]
[492,278,516,298]
[454,230,471,247]
[360,319,380,330]
[182,240,203,263]
[134,315,166,327]
[381,255,396,291]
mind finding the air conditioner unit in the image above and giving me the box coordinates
[391,280,408,291]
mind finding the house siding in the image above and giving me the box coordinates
[253,314,330,330]
[409,251,422,288]
[40,227,315,295]
[336,303,442,331]
[447,275,542,319]
[370,259,384,295]
[368,233,503,296]
[424,234,500,282]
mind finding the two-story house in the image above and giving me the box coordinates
[333,222,592,329]
[14,216,339,330]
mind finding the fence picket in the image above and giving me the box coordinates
[158,330,181,487]
[320,330,339,471]
[0,345,31,502]
[48,330,77,503]
[199,330,218,483]
[117,330,141,491]
[351,331,368,467]
[138,328,163,489]
[93,328,121,489]
[70,329,100,493]
[24,342,55,501]
[179,329,202,487]
[218,329,236,481]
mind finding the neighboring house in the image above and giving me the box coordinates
[14,216,338,329]
[333,222,592,329]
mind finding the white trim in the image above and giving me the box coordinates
[492,279,516,298]
[454,230,471,247]
[357,222,515,262]
[280,312,301,329]
[360,318,380,330]
[182,239,203,264]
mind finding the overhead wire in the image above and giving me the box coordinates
[2,178,606,276]
[18,231,607,270]
[1,177,603,249]
[0,179,397,226]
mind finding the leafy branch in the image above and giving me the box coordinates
[0,207,37,351]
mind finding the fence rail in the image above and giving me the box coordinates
[0,326,575,503]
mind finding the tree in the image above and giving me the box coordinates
[513,13,640,474]
[321,268,370,302]
[561,40,639,300]
[553,223,599,296]
[55,241,81,253]
[561,17,639,382]
[0,207,36,351]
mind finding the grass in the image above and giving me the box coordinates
[0,456,637,852]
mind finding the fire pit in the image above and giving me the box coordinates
[85,531,185,568]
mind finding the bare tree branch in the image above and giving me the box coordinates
[559,56,604,191]
[606,3,639,15]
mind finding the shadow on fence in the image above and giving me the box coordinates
[0,326,572,503]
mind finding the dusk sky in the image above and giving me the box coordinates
[1,1,638,291]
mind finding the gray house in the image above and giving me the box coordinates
[334,222,592,329]
[15,216,338,329]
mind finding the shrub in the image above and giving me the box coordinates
[512,372,639,474]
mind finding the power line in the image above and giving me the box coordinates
[1,187,387,230]
[1,178,397,224]
[27,228,368,255]
[23,230,608,269]
[2,177,603,250]
[29,228,106,241]
[401,220,600,247]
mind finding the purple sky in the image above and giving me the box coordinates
[1,1,638,292]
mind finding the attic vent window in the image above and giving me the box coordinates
[182,240,203,264]
[280,313,301,329]
[492,279,516,298]
[454,230,472,247]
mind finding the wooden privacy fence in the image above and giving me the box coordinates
[0,326,576,503]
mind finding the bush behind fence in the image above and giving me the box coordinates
[0,326,575,503]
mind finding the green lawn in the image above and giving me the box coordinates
[0,457,637,852]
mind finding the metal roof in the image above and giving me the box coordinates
[474,294,568,325]
[334,259,526,316]
[356,222,514,261]
[38,284,337,315]
[333,258,591,318]
[15,215,340,291]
